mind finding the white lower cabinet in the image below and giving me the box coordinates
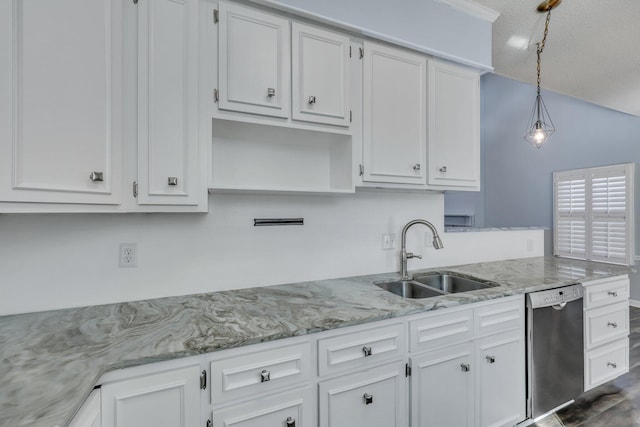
[409,295,526,427]
[101,364,201,427]
[411,343,475,427]
[69,389,101,427]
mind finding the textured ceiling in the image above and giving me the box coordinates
[472,0,640,117]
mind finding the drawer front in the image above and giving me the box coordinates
[585,301,629,349]
[585,338,629,391]
[318,323,405,377]
[584,276,629,309]
[210,340,311,403]
[474,296,524,338]
[213,386,313,427]
[410,307,473,353]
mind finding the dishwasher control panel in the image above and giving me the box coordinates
[527,284,583,309]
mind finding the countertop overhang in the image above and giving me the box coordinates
[0,256,630,427]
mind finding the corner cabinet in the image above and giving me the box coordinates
[426,59,481,191]
[362,41,427,186]
[0,0,123,205]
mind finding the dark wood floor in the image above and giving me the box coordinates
[533,307,640,427]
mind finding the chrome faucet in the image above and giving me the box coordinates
[400,219,444,280]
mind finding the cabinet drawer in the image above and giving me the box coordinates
[409,307,473,353]
[318,323,405,377]
[210,340,311,403]
[585,301,629,349]
[474,296,523,338]
[585,338,629,391]
[213,386,313,427]
[584,276,629,309]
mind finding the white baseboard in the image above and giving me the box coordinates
[630,299,640,308]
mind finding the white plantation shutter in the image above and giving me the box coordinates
[553,164,634,265]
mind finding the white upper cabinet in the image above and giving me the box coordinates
[137,0,199,206]
[218,2,290,118]
[0,0,122,204]
[427,59,480,190]
[292,22,350,127]
[362,41,427,185]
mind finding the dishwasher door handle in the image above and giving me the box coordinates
[552,302,567,310]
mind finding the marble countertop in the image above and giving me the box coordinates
[0,256,630,427]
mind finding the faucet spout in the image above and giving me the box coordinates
[400,219,444,280]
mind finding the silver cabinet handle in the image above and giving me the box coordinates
[460,363,471,372]
[607,362,617,369]
[607,321,618,328]
[168,177,178,186]
[286,416,296,427]
[439,166,447,173]
[308,95,316,104]
[608,291,618,297]
[260,369,270,382]
[362,346,372,357]
[363,393,373,405]
[89,171,104,182]
[413,164,421,172]
[267,88,276,97]
[485,355,496,364]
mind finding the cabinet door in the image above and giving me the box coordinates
[0,0,122,204]
[137,0,199,205]
[476,331,526,427]
[319,361,407,427]
[213,386,313,427]
[218,2,290,118]
[101,365,200,427]
[411,343,474,427]
[292,23,350,127]
[427,60,480,189]
[363,42,426,185]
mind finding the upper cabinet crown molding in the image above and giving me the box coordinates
[434,0,500,23]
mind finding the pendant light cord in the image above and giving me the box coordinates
[536,10,552,95]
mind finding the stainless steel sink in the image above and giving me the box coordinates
[412,273,498,293]
[375,273,498,299]
[374,280,446,299]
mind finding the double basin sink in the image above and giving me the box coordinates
[375,273,499,299]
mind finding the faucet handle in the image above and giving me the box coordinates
[407,252,422,260]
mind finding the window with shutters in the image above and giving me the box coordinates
[553,163,635,265]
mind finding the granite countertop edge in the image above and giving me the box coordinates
[0,256,631,427]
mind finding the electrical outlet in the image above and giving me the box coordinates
[119,243,137,268]
[382,233,396,250]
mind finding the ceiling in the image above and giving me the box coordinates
[472,0,640,117]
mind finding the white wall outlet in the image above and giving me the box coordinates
[119,243,137,268]
[382,233,396,250]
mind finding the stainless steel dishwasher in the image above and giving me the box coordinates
[527,284,584,420]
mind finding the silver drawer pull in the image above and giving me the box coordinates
[439,166,447,173]
[308,95,316,104]
[89,171,104,182]
[363,393,373,405]
[285,416,296,427]
[267,88,276,97]
[413,164,421,172]
[607,362,617,369]
[485,355,496,364]
[362,346,372,357]
[460,363,471,372]
[607,321,618,328]
[168,177,178,186]
[260,369,270,382]
[608,291,618,297]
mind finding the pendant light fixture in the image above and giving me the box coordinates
[523,0,560,149]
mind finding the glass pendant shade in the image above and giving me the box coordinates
[524,93,555,148]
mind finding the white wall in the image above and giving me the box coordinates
[0,191,542,315]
